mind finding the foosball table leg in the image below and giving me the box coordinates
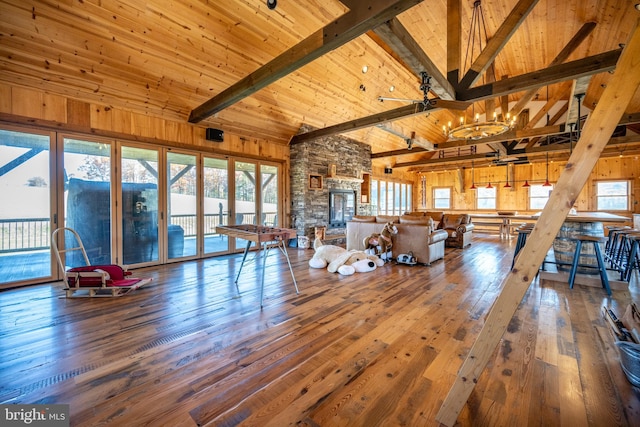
[235,240,252,294]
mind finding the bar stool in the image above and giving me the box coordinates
[605,226,629,265]
[511,223,535,270]
[622,233,640,282]
[610,229,636,274]
[567,234,611,295]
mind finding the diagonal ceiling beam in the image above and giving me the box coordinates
[457,49,622,102]
[509,22,596,117]
[188,0,423,123]
[289,98,470,144]
[371,18,455,100]
[297,50,620,148]
[458,0,540,90]
[447,0,462,86]
[436,19,640,424]
[523,81,572,129]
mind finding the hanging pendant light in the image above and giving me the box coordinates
[469,160,477,189]
[486,182,493,189]
[503,164,511,188]
[543,152,552,186]
[522,180,530,188]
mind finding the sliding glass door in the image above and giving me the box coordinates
[63,138,112,266]
[260,164,278,227]
[234,161,257,251]
[204,157,229,255]
[167,152,197,260]
[0,129,53,286]
[121,146,160,265]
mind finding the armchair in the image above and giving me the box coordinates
[439,214,474,248]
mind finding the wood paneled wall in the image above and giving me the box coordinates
[0,83,290,160]
[416,156,640,214]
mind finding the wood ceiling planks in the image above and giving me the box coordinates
[0,0,639,166]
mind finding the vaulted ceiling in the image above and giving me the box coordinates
[1,0,639,171]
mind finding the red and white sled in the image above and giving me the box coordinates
[52,227,152,297]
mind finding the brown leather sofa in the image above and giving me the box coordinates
[345,214,448,265]
[438,213,474,248]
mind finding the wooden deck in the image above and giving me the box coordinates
[0,235,638,426]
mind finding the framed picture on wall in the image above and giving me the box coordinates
[309,174,323,190]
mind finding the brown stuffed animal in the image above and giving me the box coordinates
[363,222,398,261]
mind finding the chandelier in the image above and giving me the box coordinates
[443,111,516,140]
[443,0,516,141]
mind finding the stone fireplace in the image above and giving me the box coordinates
[290,125,372,242]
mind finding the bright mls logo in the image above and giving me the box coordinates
[1,404,69,426]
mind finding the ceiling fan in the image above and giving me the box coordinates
[377,72,435,107]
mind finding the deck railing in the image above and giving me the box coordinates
[1,212,277,253]
[0,218,50,253]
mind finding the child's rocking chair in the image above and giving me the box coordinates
[52,227,152,297]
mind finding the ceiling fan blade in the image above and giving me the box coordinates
[377,96,422,103]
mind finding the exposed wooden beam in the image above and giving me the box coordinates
[435,19,640,427]
[458,0,540,90]
[371,18,455,100]
[289,99,469,144]
[523,81,572,129]
[188,0,423,123]
[371,146,432,158]
[509,22,597,117]
[447,0,461,87]
[375,125,434,150]
[524,103,569,149]
[458,49,622,102]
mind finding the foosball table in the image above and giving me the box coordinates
[215,224,299,307]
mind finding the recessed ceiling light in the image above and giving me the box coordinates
[619,43,626,48]
[362,65,368,74]
[389,85,395,92]
[635,3,640,11]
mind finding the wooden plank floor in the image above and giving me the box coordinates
[1,234,638,426]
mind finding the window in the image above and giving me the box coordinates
[529,184,554,210]
[434,187,451,209]
[372,179,412,215]
[379,181,387,214]
[596,180,629,211]
[476,186,496,209]
[371,179,378,213]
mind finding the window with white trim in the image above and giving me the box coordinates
[529,184,554,210]
[596,180,629,211]
[433,187,451,209]
[476,186,496,209]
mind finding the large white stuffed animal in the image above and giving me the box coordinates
[308,238,384,275]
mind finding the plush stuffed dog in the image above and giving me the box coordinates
[309,238,384,275]
[363,221,398,261]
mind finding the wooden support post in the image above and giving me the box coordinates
[435,18,640,427]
